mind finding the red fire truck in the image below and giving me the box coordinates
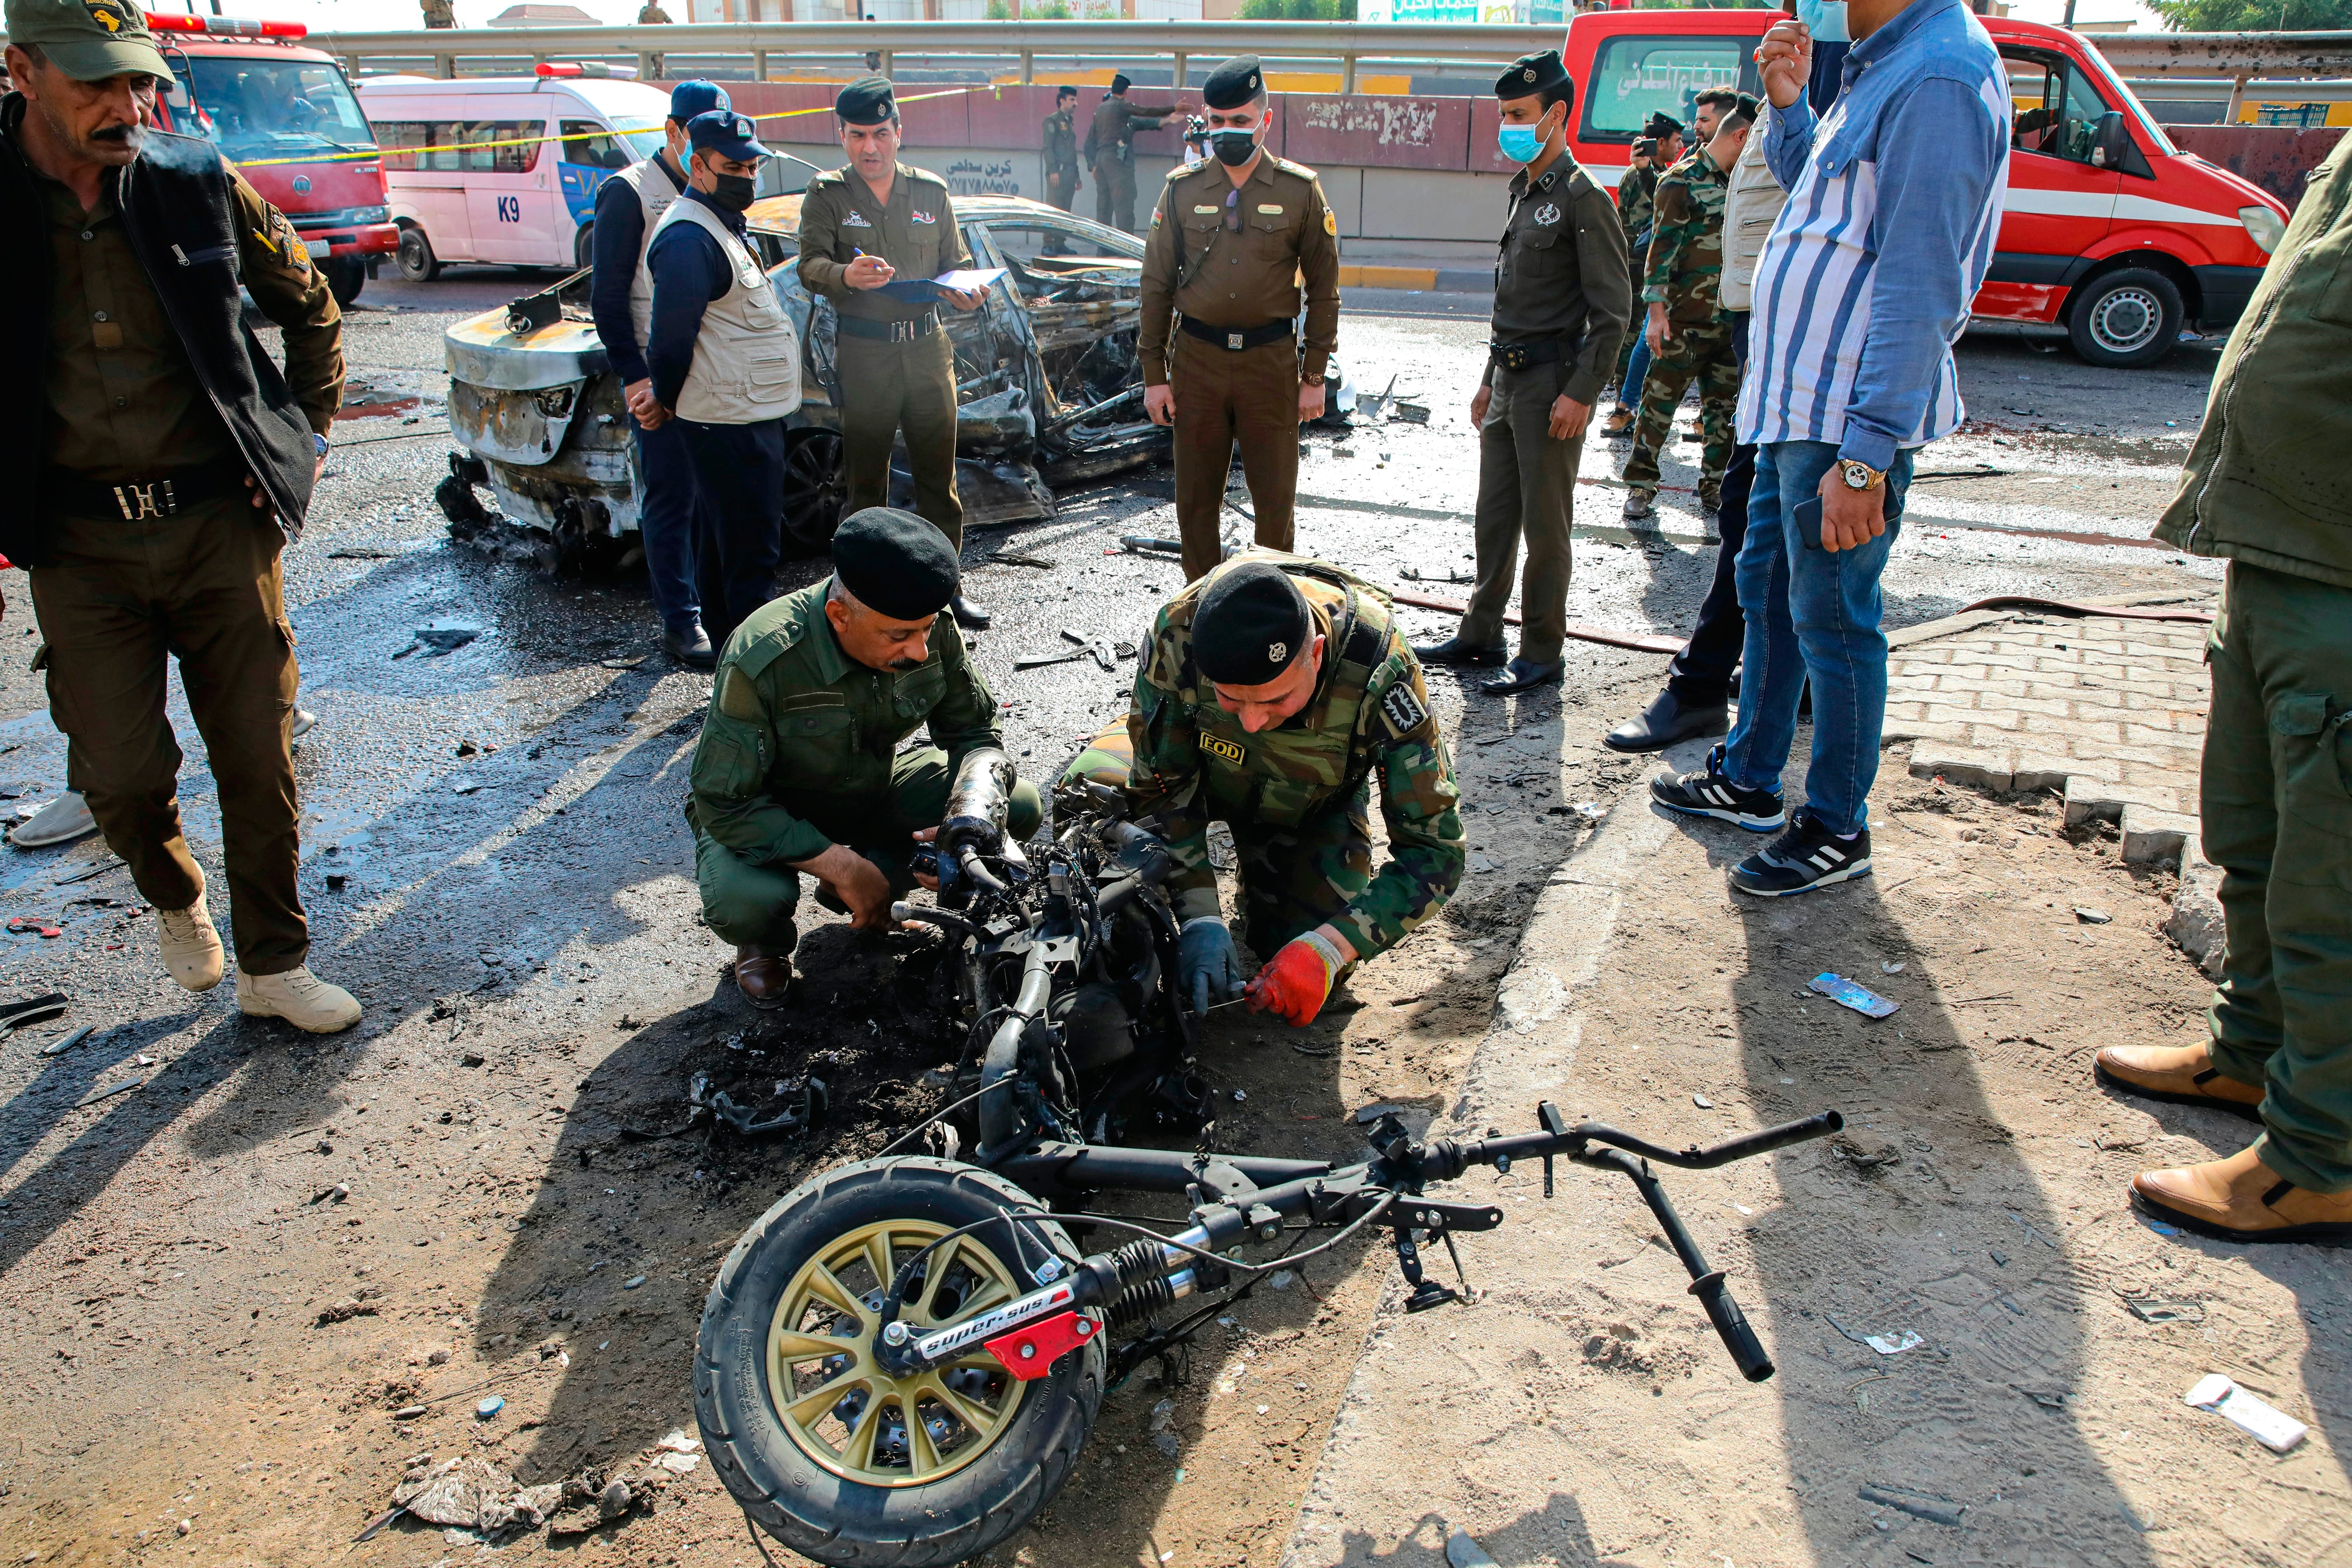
[140,12,397,306]
[1562,9,2291,367]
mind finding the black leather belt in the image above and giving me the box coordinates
[1180,316,1294,352]
[1489,337,1566,372]
[46,455,253,522]
[838,310,941,343]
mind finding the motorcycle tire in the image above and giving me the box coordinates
[696,1157,1102,1567]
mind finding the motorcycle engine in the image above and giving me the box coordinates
[1051,980,1135,1073]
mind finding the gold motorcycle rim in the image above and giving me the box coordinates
[765,1218,1031,1487]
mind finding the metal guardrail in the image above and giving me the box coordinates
[305,19,1568,92]
[2092,28,2352,77]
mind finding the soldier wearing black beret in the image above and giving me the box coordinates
[1140,55,1342,581]
[688,507,1041,1005]
[795,76,993,629]
[1082,68,1174,233]
[1602,111,1689,435]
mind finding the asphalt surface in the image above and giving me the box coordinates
[0,268,2227,1562]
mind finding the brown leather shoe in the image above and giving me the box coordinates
[734,944,795,1010]
[2132,1146,2352,1245]
[2094,1042,2264,1122]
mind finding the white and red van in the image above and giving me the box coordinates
[1561,8,2291,366]
[142,13,397,306]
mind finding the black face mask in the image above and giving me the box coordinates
[711,172,757,212]
[1209,127,1258,167]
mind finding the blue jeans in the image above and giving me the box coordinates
[1720,439,1914,836]
[1616,326,1654,415]
[632,414,707,634]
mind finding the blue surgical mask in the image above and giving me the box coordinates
[1795,0,1851,43]
[1497,123,1545,164]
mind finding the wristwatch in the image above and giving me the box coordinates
[313,432,330,457]
[1838,458,1885,491]
[1302,372,1326,387]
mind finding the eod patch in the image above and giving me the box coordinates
[1199,733,1245,764]
[1379,682,1429,736]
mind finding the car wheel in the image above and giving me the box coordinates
[396,225,441,282]
[574,221,595,271]
[782,429,847,554]
[2066,267,2182,369]
[324,256,366,307]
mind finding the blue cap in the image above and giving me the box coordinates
[667,79,730,124]
[686,109,769,162]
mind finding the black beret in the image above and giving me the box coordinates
[1194,562,1311,687]
[1202,55,1264,111]
[1734,91,1763,120]
[835,74,896,125]
[832,507,959,620]
[1494,49,1567,100]
[1643,110,1685,139]
[1110,71,1132,93]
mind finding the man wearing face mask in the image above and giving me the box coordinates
[1140,55,1341,583]
[644,110,802,647]
[689,508,1040,1006]
[1414,50,1628,695]
[590,78,730,670]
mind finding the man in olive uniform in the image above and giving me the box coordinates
[797,76,992,630]
[1415,51,1628,696]
[2,0,359,1031]
[1603,114,1684,438]
[1065,553,1462,1028]
[635,2,670,76]
[421,0,456,27]
[1140,55,1341,584]
[690,509,1042,1006]
[2093,139,2352,1245]
[1622,95,1755,522]
[1041,84,1082,233]
[1084,72,1172,235]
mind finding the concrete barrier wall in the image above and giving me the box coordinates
[2163,123,2345,212]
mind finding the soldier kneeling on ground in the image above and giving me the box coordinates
[1062,552,1465,1027]
[687,508,1041,1006]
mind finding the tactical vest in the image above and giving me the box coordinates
[652,197,802,425]
[610,151,685,352]
[1165,553,1411,830]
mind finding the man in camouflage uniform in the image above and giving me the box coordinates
[1064,552,1464,1028]
[1602,115,1684,435]
[1622,96,1756,522]
[689,509,1041,1007]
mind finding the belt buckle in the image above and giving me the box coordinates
[113,479,176,521]
[1225,330,1245,351]
[890,320,912,343]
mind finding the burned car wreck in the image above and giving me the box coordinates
[437,194,1184,570]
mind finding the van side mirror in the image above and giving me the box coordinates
[2090,110,2131,171]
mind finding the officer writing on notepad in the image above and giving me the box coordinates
[796,75,992,630]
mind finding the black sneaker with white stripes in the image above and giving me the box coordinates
[1729,813,1872,897]
[1649,746,1786,831]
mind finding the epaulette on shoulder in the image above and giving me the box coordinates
[1267,154,1317,181]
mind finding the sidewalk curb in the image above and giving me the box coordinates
[1337,264,1492,294]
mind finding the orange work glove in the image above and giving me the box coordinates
[1244,930,1347,1027]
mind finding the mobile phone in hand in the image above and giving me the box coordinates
[1794,493,1825,551]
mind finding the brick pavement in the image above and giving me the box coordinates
[1880,590,2220,866]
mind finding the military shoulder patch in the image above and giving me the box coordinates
[1378,682,1429,737]
[1199,733,1245,764]
[1322,208,1337,237]
[719,667,764,721]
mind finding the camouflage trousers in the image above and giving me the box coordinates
[1621,319,1741,504]
[1058,723,1371,958]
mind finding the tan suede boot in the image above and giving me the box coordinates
[237,967,363,1034]
[2133,1146,2352,1244]
[2094,1041,2264,1122]
[156,876,225,993]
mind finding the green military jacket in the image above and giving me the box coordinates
[1615,160,1659,247]
[1124,551,1464,959]
[1642,144,1731,327]
[689,579,1004,866]
[2155,135,2352,589]
[1043,107,1081,178]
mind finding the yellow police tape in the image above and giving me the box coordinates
[237,85,973,167]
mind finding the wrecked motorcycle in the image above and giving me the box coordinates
[693,754,1842,1566]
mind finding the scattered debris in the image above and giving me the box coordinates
[392,1405,429,1420]
[2017,1386,2067,1410]
[990,551,1056,569]
[1830,1132,1902,1170]
[1572,802,1608,821]
[2185,1375,2308,1453]
[0,990,69,1028]
[1444,1528,1499,1568]
[2073,906,2113,925]
[392,1454,561,1533]
[650,1430,703,1475]
[2125,1298,2205,1326]
[37,1024,95,1057]
[1859,1482,1967,1528]
[316,1290,382,1325]
[1864,1330,1925,1356]
[74,1075,143,1108]
[394,621,482,659]
[1809,973,1900,1018]
[1881,960,1907,974]
[476,1396,505,1419]
[622,1275,647,1290]
[1392,400,1431,424]
[1692,1092,1714,1108]
[1268,1270,1297,1292]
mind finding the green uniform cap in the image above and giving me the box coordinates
[6,0,172,82]
[834,74,897,125]
[1494,49,1567,102]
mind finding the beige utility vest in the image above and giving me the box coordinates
[652,196,802,424]
[611,150,687,351]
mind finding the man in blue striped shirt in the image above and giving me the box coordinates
[1652,0,2009,896]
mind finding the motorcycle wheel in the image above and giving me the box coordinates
[696,1157,1102,1567]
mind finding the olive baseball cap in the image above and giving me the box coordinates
[6,0,174,82]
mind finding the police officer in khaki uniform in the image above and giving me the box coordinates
[1084,72,1172,235]
[796,76,992,630]
[689,509,1041,1005]
[1140,55,1340,584]
[1416,51,1629,695]
[2,0,359,1031]
[1041,84,1082,223]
